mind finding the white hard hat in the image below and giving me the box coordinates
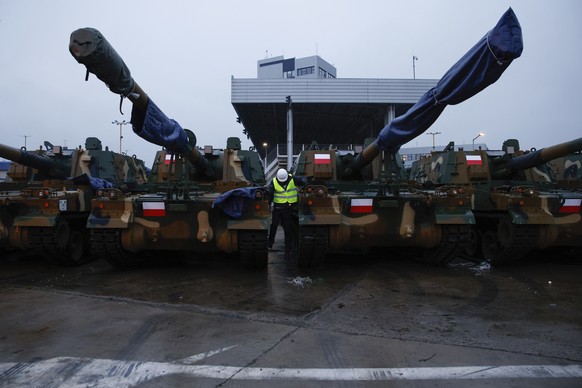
[276,168,288,182]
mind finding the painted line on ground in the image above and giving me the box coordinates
[0,357,581,387]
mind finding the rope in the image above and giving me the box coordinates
[486,30,504,65]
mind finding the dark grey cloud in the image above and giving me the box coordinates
[1,0,580,160]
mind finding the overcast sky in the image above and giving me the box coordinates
[1,0,581,163]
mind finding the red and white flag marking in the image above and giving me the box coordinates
[314,153,331,165]
[350,198,373,213]
[559,198,581,213]
[143,202,166,217]
[466,155,483,166]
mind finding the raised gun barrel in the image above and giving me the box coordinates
[346,8,522,176]
[69,28,213,176]
[0,143,70,179]
[491,137,582,179]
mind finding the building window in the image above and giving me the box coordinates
[284,71,294,78]
[319,67,327,78]
[297,66,314,76]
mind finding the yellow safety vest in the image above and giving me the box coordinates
[273,176,298,204]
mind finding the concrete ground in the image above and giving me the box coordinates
[1,231,581,387]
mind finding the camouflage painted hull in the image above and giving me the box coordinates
[410,138,582,265]
[87,189,270,268]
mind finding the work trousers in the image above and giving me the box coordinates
[270,204,298,252]
[268,206,281,247]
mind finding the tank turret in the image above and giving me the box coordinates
[69,27,212,176]
[1,143,72,181]
[546,152,582,182]
[0,138,148,186]
[149,133,265,191]
[295,139,407,187]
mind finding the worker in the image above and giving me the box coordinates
[267,168,302,258]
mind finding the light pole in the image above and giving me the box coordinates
[112,120,130,154]
[21,134,32,149]
[426,131,441,150]
[262,142,268,170]
[472,132,485,150]
[412,56,418,79]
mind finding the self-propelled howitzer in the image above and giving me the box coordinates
[410,137,582,265]
[293,140,473,268]
[69,28,271,268]
[0,137,148,265]
[87,136,270,269]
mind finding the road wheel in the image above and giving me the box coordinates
[463,226,484,260]
[480,229,499,262]
[415,225,470,266]
[297,226,328,268]
[91,229,142,268]
[239,231,268,269]
[480,217,538,266]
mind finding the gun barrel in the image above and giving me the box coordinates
[69,28,134,96]
[349,8,521,174]
[508,137,582,171]
[0,144,70,179]
[70,27,212,176]
[539,137,582,162]
[346,141,381,174]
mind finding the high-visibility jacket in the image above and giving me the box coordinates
[273,176,298,204]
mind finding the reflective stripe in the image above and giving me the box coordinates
[273,177,298,204]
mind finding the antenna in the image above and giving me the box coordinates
[21,134,32,149]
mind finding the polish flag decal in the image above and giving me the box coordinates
[559,198,582,213]
[351,198,373,213]
[143,202,166,217]
[164,154,174,165]
[466,155,483,166]
[314,153,331,165]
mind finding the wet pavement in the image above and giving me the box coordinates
[1,232,582,387]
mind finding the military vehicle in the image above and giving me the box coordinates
[543,150,582,256]
[409,137,582,265]
[0,138,148,265]
[68,8,520,269]
[69,28,270,268]
[291,8,522,268]
[88,135,269,268]
[1,144,49,250]
[293,141,473,268]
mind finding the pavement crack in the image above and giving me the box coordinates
[216,326,300,387]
